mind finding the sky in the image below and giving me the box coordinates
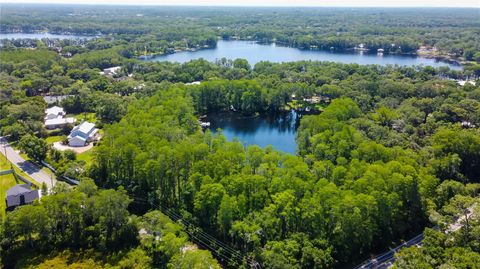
[4,0,480,7]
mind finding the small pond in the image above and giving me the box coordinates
[205,110,300,154]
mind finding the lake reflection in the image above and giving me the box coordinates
[205,110,300,154]
[146,40,462,70]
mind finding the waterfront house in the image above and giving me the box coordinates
[6,184,41,210]
[100,66,121,76]
[68,121,99,147]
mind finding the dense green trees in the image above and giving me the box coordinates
[19,134,48,162]
[0,180,220,268]
[188,80,270,114]
[392,195,480,269]
[2,6,480,59]
[1,9,480,266]
[77,57,478,268]
[432,128,480,182]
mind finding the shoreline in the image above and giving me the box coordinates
[0,31,469,67]
[144,38,467,68]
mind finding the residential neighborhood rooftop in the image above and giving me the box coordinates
[45,117,76,126]
[6,184,31,197]
[76,121,96,134]
[45,106,64,116]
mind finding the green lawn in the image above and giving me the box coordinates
[0,173,18,220]
[66,112,98,124]
[77,150,94,166]
[0,153,12,171]
[46,136,63,145]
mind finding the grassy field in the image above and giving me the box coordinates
[0,153,12,171]
[66,112,97,124]
[0,173,18,220]
[77,150,94,164]
[14,250,105,269]
[45,135,63,145]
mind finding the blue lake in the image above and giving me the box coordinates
[164,40,462,152]
[0,35,462,152]
[205,111,300,154]
[146,40,462,70]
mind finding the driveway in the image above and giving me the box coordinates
[1,137,56,190]
[53,142,93,154]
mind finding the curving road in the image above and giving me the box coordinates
[354,234,423,269]
[354,204,477,269]
[1,137,56,190]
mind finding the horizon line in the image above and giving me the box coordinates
[2,2,479,8]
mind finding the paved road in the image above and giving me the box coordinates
[354,234,423,269]
[354,204,478,269]
[1,137,56,190]
[447,204,476,233]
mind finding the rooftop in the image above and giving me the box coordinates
[104,66,121,72]
[45,117,76,126]
[6,184,31,197]
[45,106,64,115]
[44,95,72,104]
[71,121,97,136]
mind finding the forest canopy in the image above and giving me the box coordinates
[1,4,480,269]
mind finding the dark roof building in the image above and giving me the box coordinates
[5,184,41,210]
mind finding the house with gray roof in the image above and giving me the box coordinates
[68,121,99,147]
[5,184,41,210]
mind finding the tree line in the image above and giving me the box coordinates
[2,5,480,60]
[1,37,480,267]
[88,62,480,267]
[0,180,221,268]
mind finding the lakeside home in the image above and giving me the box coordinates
[100,66,121,76]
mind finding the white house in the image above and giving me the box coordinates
[100,66,121,76]
[45,117,76,129]
[6,184,41,210]
[185,81,201,86]
[44,95,72,105]
[44,106,76,129]
[68,121,99,147]
[45,106,65,120]
[456,80,476,86]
